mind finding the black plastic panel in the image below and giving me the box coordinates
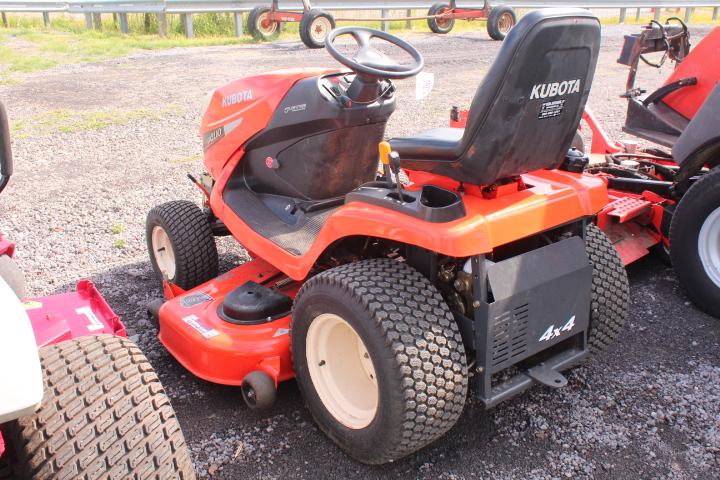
[219,281,293,325]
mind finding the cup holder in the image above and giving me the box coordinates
[420,185,461,209]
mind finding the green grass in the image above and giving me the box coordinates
[110,223,125,234]
[12,105,183,137]
[114,238,127,249]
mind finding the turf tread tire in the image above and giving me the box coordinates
[291,258,468,464]
[669,167,720,317]
[299,9,335,49]
[585,223,630,354]
[427,3,454,34]
[146,200,218,291]
[8,335,195,480]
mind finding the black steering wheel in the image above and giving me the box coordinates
[325,27,424,80]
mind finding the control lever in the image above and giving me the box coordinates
[389,151,405,203]
[378,141,393,188]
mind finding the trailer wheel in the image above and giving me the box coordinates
[291,258,468,464]
[0,254,25,298]
[487,6,516,41]
[248,6,280,41]
[7,335,196,479]
[427,3,455,34]
[585,224,630,354]
[670,167,720,317]
[300,9,335,48]
[146,200,218,290]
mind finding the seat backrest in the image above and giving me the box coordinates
[426,9,600,185]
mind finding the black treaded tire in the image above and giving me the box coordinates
[427,3,455,34]
[241,371,277,410]
[487,6,516,41]
[247,6,280,41]
[299,9,335,49]
[7,335,196,480]
[669,167,720,318]
[585,223,630,354]
[291,258,468,465]
[0,253,25,298]
[146,200,218,291]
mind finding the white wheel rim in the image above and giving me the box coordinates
[306,313,378,429]
[698,206,720,288]
[310,17,332,43]
[151,226,176,280]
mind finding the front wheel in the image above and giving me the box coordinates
[487,6,516,41]
[146,200,218,290]
[247,6,280,41]
[427,3,455,34]
[291,258,468,464]
[299,9,335,48]
[670,167,720,318]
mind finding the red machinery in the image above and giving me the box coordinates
[148,11,630,464]
[246,0,516,49]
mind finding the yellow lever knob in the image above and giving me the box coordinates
[378,141,392,165]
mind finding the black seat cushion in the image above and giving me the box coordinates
[388,127,463,160]
[390,9,601,185]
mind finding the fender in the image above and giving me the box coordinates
[674,83,720,182]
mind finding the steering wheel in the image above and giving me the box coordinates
[325,27,424,80]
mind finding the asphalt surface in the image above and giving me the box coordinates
[1,23,718,479]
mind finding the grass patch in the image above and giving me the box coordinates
[12,105,183,137]
[114,238,127,249]
[110,223,125,234]
[170,153,203,165]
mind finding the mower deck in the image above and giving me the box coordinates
[158,258,297,386]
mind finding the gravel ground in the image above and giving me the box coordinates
[1,23,719,479]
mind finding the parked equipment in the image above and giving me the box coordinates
[427,0,516,40]
[247,0,516,48]
[147,10,629,464]
[0,101,196,479]
[454,20,720,317]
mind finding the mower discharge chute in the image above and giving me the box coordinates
[0,101,196,479]
[147,9,629,464]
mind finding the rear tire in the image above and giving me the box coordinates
[8,335,196,479]
[247,6,280,41]
[585,224,630,354]
[291,258,468,464]
[670,167,720,318]
[0,253,25,298]
[427,3,455,34]
[299,9,335,48]
[146,200,218,290]
[487,6,516,41]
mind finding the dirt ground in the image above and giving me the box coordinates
[1,23,718,479]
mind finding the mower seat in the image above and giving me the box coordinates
[390,9,601,185]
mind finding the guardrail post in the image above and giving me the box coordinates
[714,7,719,21]
[92,13,102,30]
[381,9,389,32]
[619,8,626,24]
[0,13,6,28]
[406,9,412,29]
[684,7,693,23]
[158,13,168,37]
[653,8,661,22]
[635,8,641,21]
[84,13,93,29]
[119,13,129,34]
[234,12,243,36]
[42,12,50,27]
[182,14,194,38]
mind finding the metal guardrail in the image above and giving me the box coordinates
[1,0,719,36]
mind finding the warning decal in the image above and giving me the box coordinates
[182,314,220,339]
[539,99,566,119]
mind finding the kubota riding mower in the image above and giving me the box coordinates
[0,101,196,479]
[146,9,629,464]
